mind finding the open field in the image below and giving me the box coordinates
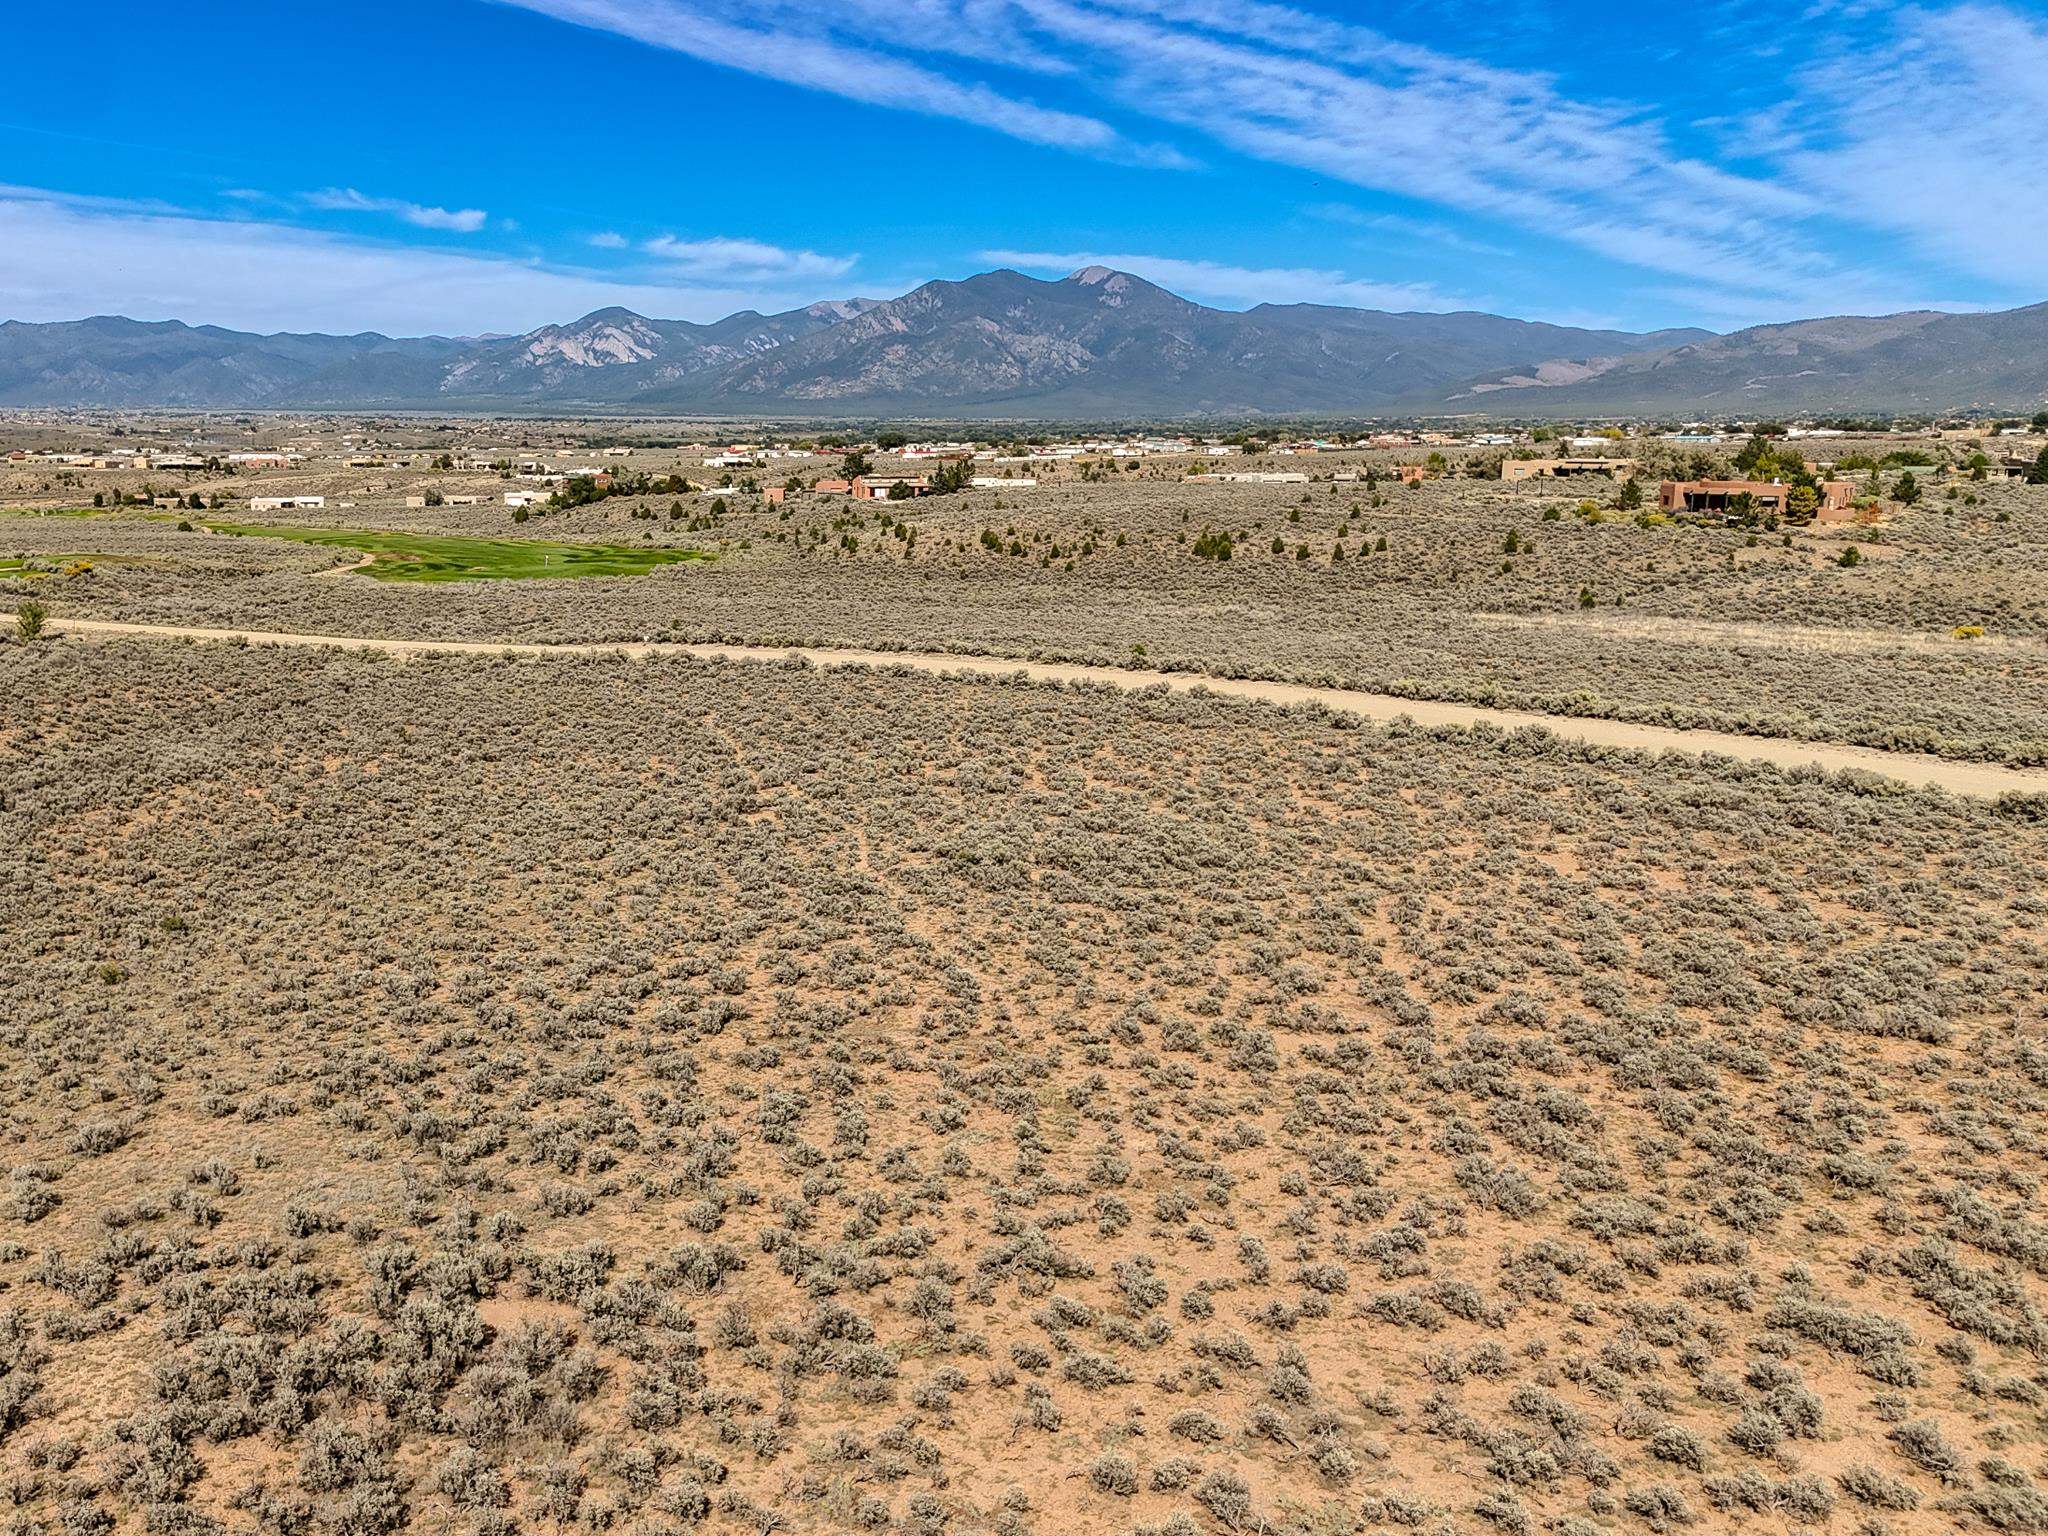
[5,637,2048,1536]
[16,613,2048,801]
[7,437,2048,762]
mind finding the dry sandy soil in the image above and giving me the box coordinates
[6,420,2048,1536]
[5,638,2048,1536]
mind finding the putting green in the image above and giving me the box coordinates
[206,523,712,582]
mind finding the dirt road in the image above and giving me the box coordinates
[12,612,2047,799]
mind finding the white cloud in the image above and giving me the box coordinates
[1306,205,1516,261]
[587,230,630,248]
[1005,0,1850,310]
[0,188,856,335]
[496,0,2042,316]
[1781,4,2048,291]
[643,234,856,280]
[981,249,1468,312]
[306,187,490,234]
[489,0,1189,166]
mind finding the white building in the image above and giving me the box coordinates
[249,495,323,511]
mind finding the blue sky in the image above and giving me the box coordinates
[4,0,2046,336]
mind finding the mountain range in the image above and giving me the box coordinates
[2,266,2043,417]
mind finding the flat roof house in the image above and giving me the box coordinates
[1657,479,1855,519]
[850,475,930,500]
[1501,458,1635,482]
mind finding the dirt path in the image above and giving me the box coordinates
[13,612,2048,799]
[310,552,380,580]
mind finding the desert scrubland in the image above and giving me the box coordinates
[5,431,2047,763]
[5,419,2048,1536]
[5,639,2048,1536]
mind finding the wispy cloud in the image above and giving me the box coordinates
[982,249,1469,312]
[587,230,630,249]
[306,186,490,233]
[489,0,1190,166]
[1306,204,1515,261]
[643,234,856,280]
[0,187,855,334]
[1778,4,2048,293]
[494,0,2038,318]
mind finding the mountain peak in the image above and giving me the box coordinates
[1067,265,1122,286]
[565,306,649,329]
[524,308,664,368]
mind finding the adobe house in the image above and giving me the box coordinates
[850,475,931,500]
[1500,458,1636,482]
[1658,479,1856,519]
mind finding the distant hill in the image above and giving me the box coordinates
[3,268,2042,416]
[1451,302,2048,415]
[0,316,466,410]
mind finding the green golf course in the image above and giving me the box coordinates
[206,523,713,581]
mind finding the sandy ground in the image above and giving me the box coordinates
[14,610,2048,799]
[1477,607,2048,657]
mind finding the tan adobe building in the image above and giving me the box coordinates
[1500,458,1636,481]
[1658,479,1857,518]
